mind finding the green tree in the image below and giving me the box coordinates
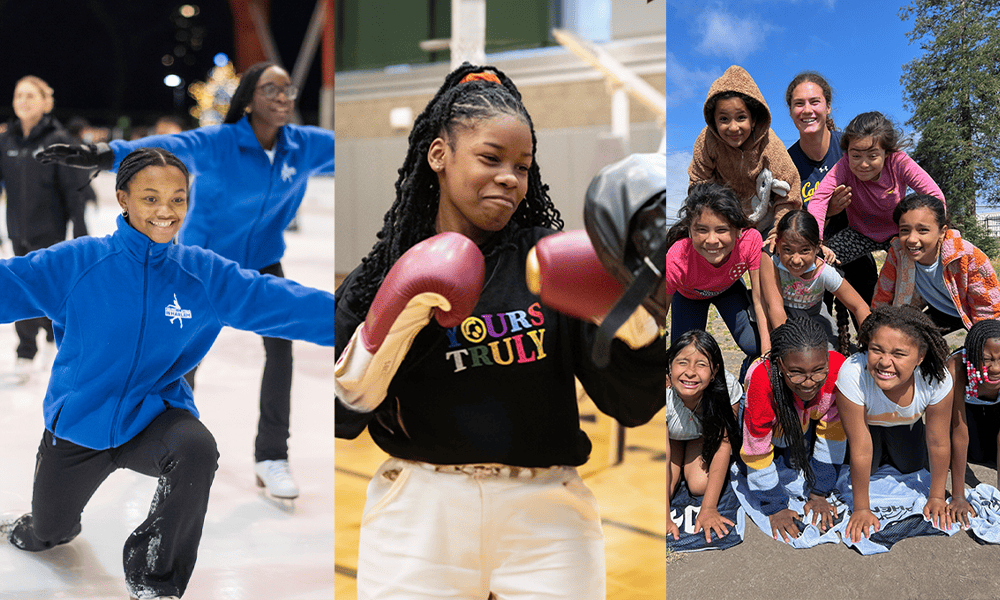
[900,0,1000,258]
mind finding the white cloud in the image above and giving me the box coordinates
[694,9,774,60]
[666,150,692,226]
[666,52,720,108]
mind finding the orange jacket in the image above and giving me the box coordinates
[873,228,1000,328]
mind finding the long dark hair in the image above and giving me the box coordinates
[667,330,741,464]
[774,210,852,354]
[224,62,277,124]
[767,317,830,486]
[344,62,562,317]
[667,182,750,249]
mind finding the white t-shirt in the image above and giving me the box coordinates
[835,353,952,426]
[666,371,742,440]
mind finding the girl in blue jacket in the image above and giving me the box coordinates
[37,62,336,500]
[0,148,335,600]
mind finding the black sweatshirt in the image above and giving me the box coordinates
[0,115,91,252]
[334,226,665,467]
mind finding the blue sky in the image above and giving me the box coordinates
[666,0,928,216]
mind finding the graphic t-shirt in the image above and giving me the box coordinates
[665,228,763,300]
[788,130,843,207]
[772,254,843,310]
[333,227,666,467]
[836,353,952,426]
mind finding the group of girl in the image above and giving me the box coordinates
[2,61,667,600]
[669,65,1000,544]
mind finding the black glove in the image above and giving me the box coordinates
[35,142,114,170]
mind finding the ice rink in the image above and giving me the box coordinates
[0,175,666,599]
[0,178,339,599]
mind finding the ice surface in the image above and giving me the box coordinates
[0,181,338,600]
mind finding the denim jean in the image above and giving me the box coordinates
[670,280,761,380]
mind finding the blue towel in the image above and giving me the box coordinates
[730,459,847,548]
[667,478,745,552]
[964,484,1000,545]
[836,465,959,555]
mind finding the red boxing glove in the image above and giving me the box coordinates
[528,230,658,349]
[527,230,623,321]
[362,232,484,351]
[336,233,485,411]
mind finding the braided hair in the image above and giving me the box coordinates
[348,62,562,316]
[667,182,750,249]
[857,306,949,384]
[961,319,1000,399]
[224,62,277,124]
[767,317,830,486]
[667,330,741,465]
[116,147,190,192]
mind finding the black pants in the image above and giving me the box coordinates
[184,262,294,462]
[14,317,54,359]
[966,402,1000,465]
[9,408,218,598]
[12,241,55,359]
[870,421,928,475]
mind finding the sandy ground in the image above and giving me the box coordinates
[669,305,1000,600]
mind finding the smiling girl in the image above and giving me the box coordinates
[667,182,769,378]
[741,317,847,541]
[37,62,336,501]
[946,320,1000,528]
[0,148,336,600]
[835,307,954,543]
[688,65,801,240]
[872,194,1000,334]
[759,210,870,353]
[667,330,742,543]
[334,63,664,600]
[807,112,945,267]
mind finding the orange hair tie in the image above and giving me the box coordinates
[460,71,502,86]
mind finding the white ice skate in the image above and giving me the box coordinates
[255,460,299,508]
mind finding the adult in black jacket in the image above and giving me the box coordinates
[0,76,90,380]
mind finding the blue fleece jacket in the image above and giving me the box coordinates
[109,116,335,270]
[0,215,335,450]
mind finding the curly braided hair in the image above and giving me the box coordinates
[961,319,1000,400]
[348,63,562,317]
[766,317,831,486]
[857,306,949,384]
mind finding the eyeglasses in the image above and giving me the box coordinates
[256,83,298,100]
[783,370,829,385]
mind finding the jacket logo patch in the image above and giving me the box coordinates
[281,162,297,182]
[165,294,192,328]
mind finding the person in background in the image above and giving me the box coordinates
[0,75,90,383]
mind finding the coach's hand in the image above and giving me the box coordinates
[35,142,114,170]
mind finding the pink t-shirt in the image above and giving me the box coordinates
[807,151,944,243]
[666,228,763,299]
